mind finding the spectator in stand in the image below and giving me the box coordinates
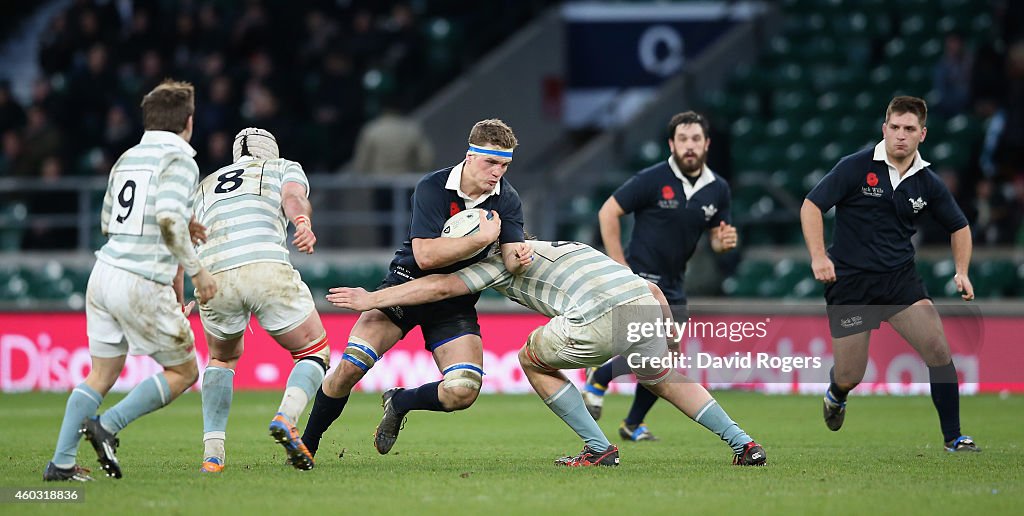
[352,101,434,175]
[932,32,973,118]
[22,106,62,174]
[22,157,78,250]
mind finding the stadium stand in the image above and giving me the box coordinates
[0,0,1021,306]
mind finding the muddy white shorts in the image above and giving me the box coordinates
[86,260,196,366]
[524,296,671,383]
[198,262,315,340]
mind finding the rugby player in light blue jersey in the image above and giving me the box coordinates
[192,127,330,472]
[327,241,766,467]
[45,80,218,481]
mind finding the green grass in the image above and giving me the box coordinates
[1,391,1021,515]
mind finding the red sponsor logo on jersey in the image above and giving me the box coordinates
[866,172,879,187]
[661,185,676,200]
[450,202,461,216]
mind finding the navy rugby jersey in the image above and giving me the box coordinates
[388,163,525,282]
[806,143,968,276]
[613,159,731,301]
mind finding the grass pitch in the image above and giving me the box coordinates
[1,391,1021,515]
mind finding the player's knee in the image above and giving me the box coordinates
[517,346,532,368]
[441,362,483,411]
[441,386,479,411]
[208,338,243,364]
[175,359,200,387]
[84,368,120,394]
[518,332,553,372]
[919,336,952,366]
[340,336,379,373]
[290,332,330,372]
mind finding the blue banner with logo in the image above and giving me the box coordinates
[562,2,765,128]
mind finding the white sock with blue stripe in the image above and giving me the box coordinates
[100,373,171,434]
[692,399,751,455]
[51,383,102,468]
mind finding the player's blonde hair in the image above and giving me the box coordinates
[141,80,194,133]
[468,119,518,150]
[233,127,280,160]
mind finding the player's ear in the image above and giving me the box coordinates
[920,125,927,142]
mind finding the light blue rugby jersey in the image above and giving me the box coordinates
[454,241,652,324]
[192,157,309,274]
[96,131,199,285]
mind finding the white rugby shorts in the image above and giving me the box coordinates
[198,262,315,340]
[525,296,671,383]
[86,260,196,366]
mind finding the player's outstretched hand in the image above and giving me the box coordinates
[292,221,316,254]
[192,268,218,304]
[327,287,374,311]
[954,273,975,301]
[811,255,836,284]
[478,210,502,243]
[189,216,208,245]
[717,221,738,251]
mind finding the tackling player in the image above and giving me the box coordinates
[44,80,218,481]
[192,127,329,472]
[327,241,766,467]
[300,119,532,456]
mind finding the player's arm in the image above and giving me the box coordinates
[803,159,859,284]
[709,185,737,253]
[172,265,197,315]
[156,158,217,303]
[327,275,471,311]
[950,226,974,301]
[928,175,973,301]
[598,196,628,267]
[282,181,316,254]
[173,265,185,305]
[501,242,534,274]
[800,199,835,284]
[412,210,501,269]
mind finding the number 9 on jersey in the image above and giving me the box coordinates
[107,169,152,236]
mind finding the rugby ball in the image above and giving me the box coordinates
[441,209,492,238]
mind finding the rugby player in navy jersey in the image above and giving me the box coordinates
[801,96,980,452]
[300,119,533,456]
[583,111,738,442]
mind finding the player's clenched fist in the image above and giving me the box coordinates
[811,256,836,284]
[292,217,316,254]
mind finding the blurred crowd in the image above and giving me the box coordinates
[0,0,546,180]
[0,0,547,249]
[924,17,1024,247]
